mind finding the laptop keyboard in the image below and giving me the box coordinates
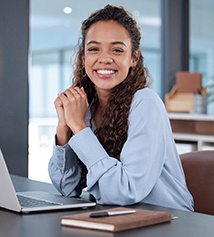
[17,194,62,207]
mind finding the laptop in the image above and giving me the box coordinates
[0,149,96,213]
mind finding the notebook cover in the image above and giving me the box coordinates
[61,207,172,232]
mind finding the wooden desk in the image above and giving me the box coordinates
[0,175,213,237]
[168,113,214,150]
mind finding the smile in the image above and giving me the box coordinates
[96,69,116,75]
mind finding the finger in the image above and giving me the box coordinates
[57,92,70,105]
[62,88,76,99]
[69,87,81,97]
[58,91,68,98]
[73,87,85,96]
[54,96,63,106]
[80,86,86,92]
[73,87,88,106]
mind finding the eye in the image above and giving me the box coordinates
[112,48,124,53]
[87,47,99,52]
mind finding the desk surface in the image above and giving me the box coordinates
[0,175,213,237]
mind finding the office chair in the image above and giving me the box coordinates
[180,150,214,215]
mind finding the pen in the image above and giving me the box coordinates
[89,209,136,218]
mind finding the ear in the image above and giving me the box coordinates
[131,50,140,67]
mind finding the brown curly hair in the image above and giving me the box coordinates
[72,5,150,159]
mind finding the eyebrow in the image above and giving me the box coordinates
[86,40,126,47]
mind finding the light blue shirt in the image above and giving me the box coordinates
[48,88,194,211]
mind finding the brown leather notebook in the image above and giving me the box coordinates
[61,207,172,232]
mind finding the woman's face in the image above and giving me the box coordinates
[83,20,136,95]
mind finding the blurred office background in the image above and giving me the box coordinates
[28,0,214,182]
[0,0,214,182]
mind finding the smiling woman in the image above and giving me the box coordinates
[83,20,137,94]
[48,5,194,212]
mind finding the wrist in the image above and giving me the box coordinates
[56,126,72,146]
[70,123,87,134]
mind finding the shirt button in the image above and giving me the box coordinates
[57,156,63,160]
[58,148,64,153]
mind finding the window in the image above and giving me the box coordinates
[189,0,214,114]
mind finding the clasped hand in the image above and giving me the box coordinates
[55,87,89,137]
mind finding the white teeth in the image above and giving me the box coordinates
[97,70,115,75]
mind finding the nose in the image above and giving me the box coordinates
[97,53,113,64]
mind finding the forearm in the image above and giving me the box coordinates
[68,128,158,205]
[48,143,82,197]
[86,158,146,205]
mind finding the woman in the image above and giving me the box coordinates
[48,5,194,211]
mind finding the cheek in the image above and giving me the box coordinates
[120,58,133,73]
[84,55,94,70]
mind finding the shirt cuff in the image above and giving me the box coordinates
[52,137,78,170]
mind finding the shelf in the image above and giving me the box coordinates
[168,113,214,150]
[173,133,214,150]
[168,112,214,122]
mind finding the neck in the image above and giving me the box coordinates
[96,89,111,108]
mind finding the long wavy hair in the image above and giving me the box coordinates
[72,5,150,159]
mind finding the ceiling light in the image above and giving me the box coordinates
[63,7,72,14]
